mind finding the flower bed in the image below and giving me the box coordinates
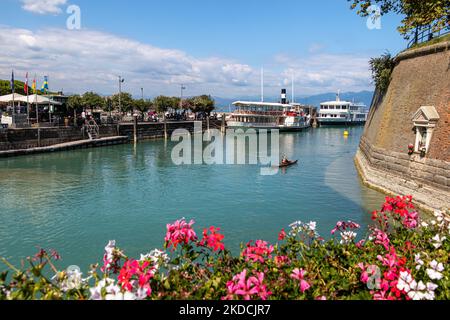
[0,196,449,300]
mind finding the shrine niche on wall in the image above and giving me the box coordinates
[412,106,440,156]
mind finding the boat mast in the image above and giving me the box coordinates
[261,67,264,102]
[291,72,295,104]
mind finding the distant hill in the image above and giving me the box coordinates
[213,91,374,111]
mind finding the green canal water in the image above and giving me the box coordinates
[0,126,386,270]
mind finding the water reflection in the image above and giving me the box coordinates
[0,127,386,268]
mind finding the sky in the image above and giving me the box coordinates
[0,0,406,98]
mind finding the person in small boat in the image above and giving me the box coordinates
[281,155,290,165]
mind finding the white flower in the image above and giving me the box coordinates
[415,253,425,271]
[421,222,429,228]
[340,231,357,245]
[426,269,443,281]
[426,260,444,280]
[140,249,170,270]
[431,234,446,249]
[408,291,424,300]
[430,260,445,272]
[397,271,414,293]
[427,282,438,291]
[90,278,125,300]
[306,221,317,232]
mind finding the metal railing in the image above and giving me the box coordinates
[408,25,450,48]
[84,119,100,140]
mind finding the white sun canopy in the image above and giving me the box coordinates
[0,93,26,102]
[16,95,62,105]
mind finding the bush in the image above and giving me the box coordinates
[369,52,396,93]
[1,196,449,300]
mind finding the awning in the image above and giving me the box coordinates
[0,93,26,102]
[16,95,62,105]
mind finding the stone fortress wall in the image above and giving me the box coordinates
[355,41,450,213]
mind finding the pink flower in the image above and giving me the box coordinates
[242,240,274,263]
[223,269,272,300]
[356,239,366,249]
[290,268,311,293]
[199,226,225,252]
[164,218,198,250]
[372,229,390,251]
[403,211,419,229]
[274,255,290,267]
[331,221,361,235]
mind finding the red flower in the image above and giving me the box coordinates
[200,226,225,252]
[118,259,155,299]
[242,240,274,263]
[278,229,286,241]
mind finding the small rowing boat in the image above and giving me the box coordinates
[279,160,298,168]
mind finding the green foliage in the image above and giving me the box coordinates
[153,95,176,113]
[190,95,215,114]
[111,92,134,113]
[133,99,153,115]
[0,80,26,96]
[369,52,396,93]
[67,95,83,111]
[348,0,449,39]
[81,92,105,110]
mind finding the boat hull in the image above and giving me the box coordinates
[226,122,310,132]
[317,120,366,126]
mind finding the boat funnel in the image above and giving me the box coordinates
[281,89,287,104]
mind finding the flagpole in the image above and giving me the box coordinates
[11,70,15,127]
[34,74,39,126]
[26,73,30,124]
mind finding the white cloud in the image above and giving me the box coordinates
[0,25,373,98]
[276,53,373,95]
[0,26,256,96]
[21,0,67,15]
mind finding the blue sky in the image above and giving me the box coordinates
[0,0,406,98]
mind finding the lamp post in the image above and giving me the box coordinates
[118,76,124,120]
[141,87,144,101]
[180,84,186,109]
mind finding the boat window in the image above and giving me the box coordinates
[336,106,341,110]
[329,106,335,110]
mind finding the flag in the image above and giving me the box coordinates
[41,76,49,93]
[24,72,29,95]
[11,70,14,93]
[32,76,36,94]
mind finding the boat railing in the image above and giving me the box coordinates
[233,110,284,116]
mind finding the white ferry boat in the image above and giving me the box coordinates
[227,89,311,132]
[318,94,368,126]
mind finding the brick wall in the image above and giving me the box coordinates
[359,41,450,197]
[359,136,449,191]
[363,42,450,162]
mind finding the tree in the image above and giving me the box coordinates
[191,95,215,115]
[134,99,153,118]
[0,79,26,96]
[348,0,449,39]
[67,95,83,125]
[111,92,134,113]
[153,96,173,114]
[81,92,105,110]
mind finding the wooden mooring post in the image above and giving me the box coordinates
[133,116,138,143]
